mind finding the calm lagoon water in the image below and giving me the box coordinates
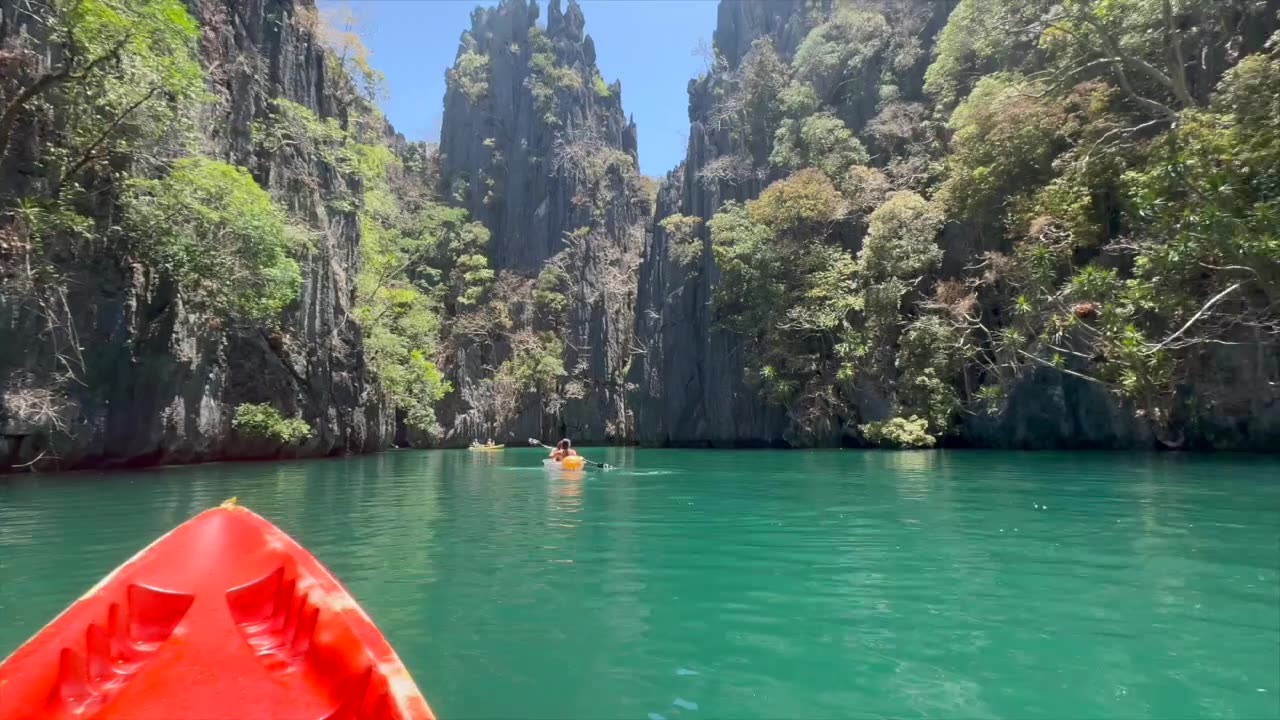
[2,448,1278,719]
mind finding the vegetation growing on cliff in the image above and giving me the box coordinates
[351,142,469,436]
[528,27,582,125]
[448,34,490,104]
[659,213,703,268]
[1,0,485,464]
[436,0,647,443]
[232,403,311,444]
[1,0,218,451]
[694,0,1280,447]
[122,158,303,322]
[6,0,1276,465]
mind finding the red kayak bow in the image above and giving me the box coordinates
[0,501,434,720]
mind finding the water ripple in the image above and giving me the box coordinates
[2,449,1278,720]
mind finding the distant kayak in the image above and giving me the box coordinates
[544,456,585,470]
[468,443,505,451]
[0,501,434,720]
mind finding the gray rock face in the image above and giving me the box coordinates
[712,0,824,70]
[436,0,646,446]
[628,163,788,447]
[961,367,1155,450]
[627,2,817,447]
[959,343,1280,451]
[1175,343,1280,451]
[440,0,638,273]
[0,0,390,470]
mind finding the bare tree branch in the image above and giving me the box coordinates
[1018,349,1109,386]
[1147,282,1245,354]
[1083,118,1171,163]
[1043,7,1188,118]
[0,32,133,161]
[1161,0,1198,108]
[12,450,50,469]
[52,86,161,196]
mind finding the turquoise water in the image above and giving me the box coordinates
[2,449,1278,719]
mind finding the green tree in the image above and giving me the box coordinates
[352,139,480,434]
[938,74,1067,222]
[526,27,581,125]
[708,202,776,335]
[710,171,862,428]
[926,0,1238,117]
[791,7,890,113]
[701,0,1280,447]
[0,0,205,182]
[860,416,936,448]
[955,49,1280,436]
[533,263,571,325]
[500,332,567,395]
[658,213,704,268]
[747,168,844,232]
[924,0,1051,109]
[712,38,789,163]
[859,191,944,280]
[895,315,967,434]
[592,71,612,98]
[122,158,302,321]
[770,112,870,182]
[448,35,490,104]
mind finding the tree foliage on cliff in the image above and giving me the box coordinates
[0,0,492,456]
[448,32,490,104]
[250,8,495,440]
[0,0,305,329]
[694,0,1280,447]
[0,0,261,404]
[122,158,303,321]
[0,0,205,171]
[353,148,458,435]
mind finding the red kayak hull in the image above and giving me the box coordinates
[0,502,434,720]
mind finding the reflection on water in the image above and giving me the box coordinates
[1,448,1278,720]
[550,474,584,515]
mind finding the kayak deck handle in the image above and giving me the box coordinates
[227,566,318,670]
[50,584,194,714]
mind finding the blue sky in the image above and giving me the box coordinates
[316,0,719,177]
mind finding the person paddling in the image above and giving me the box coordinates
[549,438,577,462]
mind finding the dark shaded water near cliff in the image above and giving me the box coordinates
[2,449,1278,719]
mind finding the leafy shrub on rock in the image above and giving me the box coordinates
[233,403,311,444]
[860,416,936,448]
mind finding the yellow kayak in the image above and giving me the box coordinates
[544,456,585,470]
[469,443,505,451]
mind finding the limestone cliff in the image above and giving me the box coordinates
[628,2,821,446]
[3,0,1273,470]
[0,0,389,469]
[436,0,648,446]
[631,0,1278,451]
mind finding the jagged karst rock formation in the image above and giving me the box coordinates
[440,0,638,273]
[435,0,649,446]
[628,2,830,447]
[630,0,890,447]
[2,0,1276,471]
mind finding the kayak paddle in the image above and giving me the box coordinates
[527,438,614,470]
